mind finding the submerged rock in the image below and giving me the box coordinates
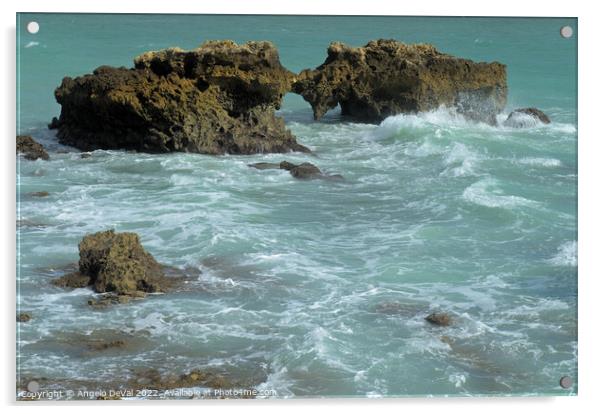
[16,135,49,161]
[87,291,147,308]
[131,368,239,394]
[52,230,170,296]
[293,39,507,124]
[28,191,50,198]
[249,160,343,180]
[503,107,551,128]
[281,161,322,179]
[52,41,309,155]
[17,312,32,323]
[86,339,127,351]
[425,312,452,327]
[374,301,426,317]
[247,162,281,170]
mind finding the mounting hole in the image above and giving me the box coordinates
[27,380,40,393]
[26,21,39,34]
[559,376,572,389]
[560,25,573,39]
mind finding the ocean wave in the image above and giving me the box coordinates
[440,143,485,177]
[374,107,478,139]
[549,241,577,267]
[370,106,576,142]
[462,178,538,209]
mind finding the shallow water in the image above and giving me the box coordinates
[17,14,577,398]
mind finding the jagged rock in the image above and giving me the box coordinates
[52,41,309,155]
[503,107,551,128]
[287,162,322,179]
[293,39,507,125]
[16,135,49,160]
[249,160,342,180]
[52,230,170,296]
[17,313,32,323]
[425,312,452,327]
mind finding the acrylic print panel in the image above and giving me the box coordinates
[16,13,577,399]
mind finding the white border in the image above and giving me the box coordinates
[2,1,601,413]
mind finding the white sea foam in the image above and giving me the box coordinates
[448,373,467,388]
[517,157,562,167]
[255,365,295,398]
[462,178,538,209]
[374,107,473,138]
[17,91,577,397]
[549,241,577,267]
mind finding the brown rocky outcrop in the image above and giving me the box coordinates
[52,41,309,155]
[293,39,507,125]
[16,135,49,160]
[52,230,170,296]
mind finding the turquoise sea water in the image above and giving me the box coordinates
[17,14,577,398]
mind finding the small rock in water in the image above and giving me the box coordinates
[248,162,281,170]
[80,152,92,159]
[249,160,342,180]
[17,312,32,322]
[16,135,50,161]
[52,230,170,298]
[28,191,50,197]
[289,162,322,179]
[96,395,121,400]
[425,312,452,327]
[503,107,551,128]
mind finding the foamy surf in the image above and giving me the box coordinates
[17,15,577,398]
[549,241,577,267]
[462,178,539,209]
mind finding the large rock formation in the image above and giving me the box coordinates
[52,230,170,295]
[293,39,507,125]
[51,41,309,155]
